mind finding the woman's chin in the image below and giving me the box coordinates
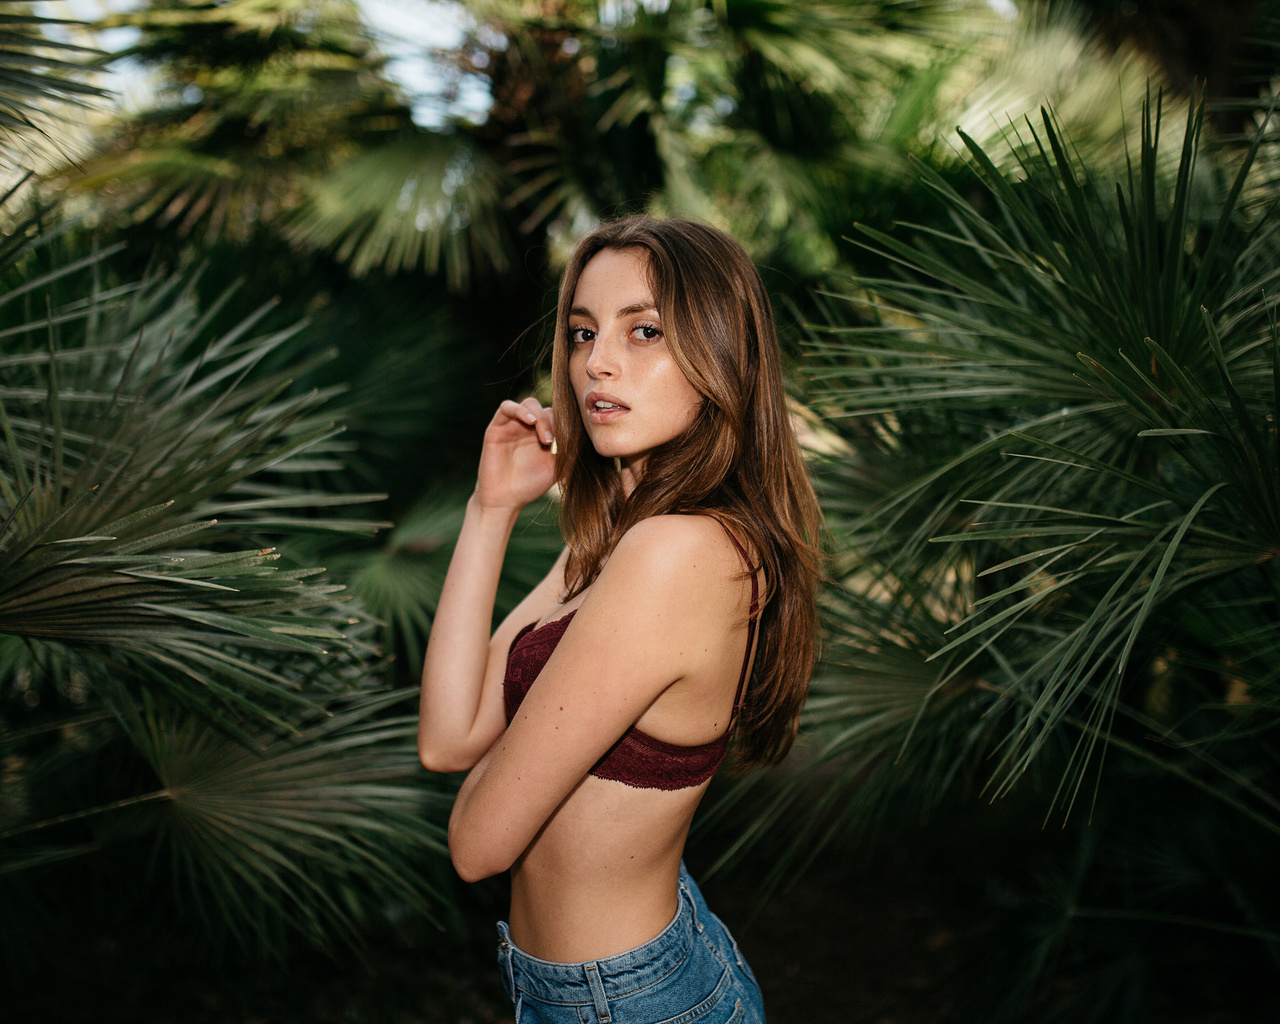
[586,440,634,461]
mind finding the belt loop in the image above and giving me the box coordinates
[584,962,612,1022]
[497,922,517,999]
[681,878,702,932]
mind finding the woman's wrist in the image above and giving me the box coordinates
[467,491,525,524]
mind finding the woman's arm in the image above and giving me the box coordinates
[417,398,558,773]
[447,515,731,881]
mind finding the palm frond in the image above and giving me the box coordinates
[124,688,451,955]
[0,6,107,164]
[0,190,463,960]
[1,681,452,957]
[796,93,1280,849]
[945,2,1185,170]
[287,130,512,287]
[54,0,412,245]
[0,215,394,731]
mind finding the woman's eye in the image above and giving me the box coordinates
[570,327,595,344]
[633,324,663,341]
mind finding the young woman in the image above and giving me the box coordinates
[418,216,821,1024]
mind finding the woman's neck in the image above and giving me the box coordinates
[619,455,645,497]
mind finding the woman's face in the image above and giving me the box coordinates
[567,247,703,492]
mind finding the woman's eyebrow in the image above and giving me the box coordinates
[569,301,659,318]
[619,301,659,316]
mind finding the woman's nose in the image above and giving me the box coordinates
[585,335,619,378]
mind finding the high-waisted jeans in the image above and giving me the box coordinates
[497,865,766,1023]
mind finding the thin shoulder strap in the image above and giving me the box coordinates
[721,528,759,717]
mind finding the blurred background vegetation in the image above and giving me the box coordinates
[3,1,1279,1021]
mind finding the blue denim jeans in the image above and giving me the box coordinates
[497,865,765,1023]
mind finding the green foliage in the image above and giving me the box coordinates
[0,250,380,708]
[117,688,452,955]
[18,0,1280,1012]
[324,482,562,677]
[475,0,974,269]
[784,96,1280,1018]
[287,131,512,287]
[0,208,452,963]
[69,0,413,246]
[0,3,106,171]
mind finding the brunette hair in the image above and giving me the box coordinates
[550,215,822,767]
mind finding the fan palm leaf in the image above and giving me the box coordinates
[0,245,392,725]
[58,0,412,245]
[0,4,106,168]
[2,669,453,955]
[706,93,1280,1017]
[121,688,451,954]
[286,130,513,287]
[1,198,457,959]
[786,95,1280,864]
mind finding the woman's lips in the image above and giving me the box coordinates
[585,391,629,424]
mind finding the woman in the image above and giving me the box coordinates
[418,216,821,1023]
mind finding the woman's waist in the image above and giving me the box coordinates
[508,846,685,961]
[501,864,699,996]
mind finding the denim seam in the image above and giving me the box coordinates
[653,964,735,1024]
[604,940,691,999]
[697,926,732,972]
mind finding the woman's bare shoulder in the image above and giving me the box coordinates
[617,512,737,551]
[607,515,745,597]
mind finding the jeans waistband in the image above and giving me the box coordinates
[498,867,699,1008]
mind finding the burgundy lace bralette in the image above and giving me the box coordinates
[502,536,759,791]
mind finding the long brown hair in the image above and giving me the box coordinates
[550,216,822,767]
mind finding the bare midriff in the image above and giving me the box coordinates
[506,774,708,962]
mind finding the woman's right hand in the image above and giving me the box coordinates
[421,398,565,774]
[474,398,557,511]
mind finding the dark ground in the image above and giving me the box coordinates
[10,822,1279,1024]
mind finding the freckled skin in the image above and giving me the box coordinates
[568,248,703,491]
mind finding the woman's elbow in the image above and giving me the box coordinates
[418,717,503,773]
[451,850,500,884]
[448,825,512,883]
[418,743,475,774]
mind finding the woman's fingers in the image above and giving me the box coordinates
[544,407,557,453]
[534,407,555,447]
[520,397,555,446]
[476,399,558,510]
[499,398,555,447]
[498,398,538,427]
